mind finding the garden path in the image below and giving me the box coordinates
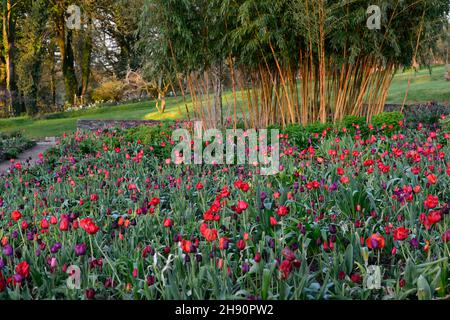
[0,139,57,174]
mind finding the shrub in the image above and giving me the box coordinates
[125,125,173,159]
[0,131,35,161]
[283,122,332,149]
[92,80,128,103]
[371,112,404,133]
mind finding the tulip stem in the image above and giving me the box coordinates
[94,238,122,286]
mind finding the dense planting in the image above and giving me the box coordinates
[0,117,449,300]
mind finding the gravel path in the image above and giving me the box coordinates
[0,140,57,174]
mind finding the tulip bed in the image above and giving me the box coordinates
[0,119,449,300]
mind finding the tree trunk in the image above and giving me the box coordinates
[55,10,78,106]
[2,0,20,115]
[80,17,93,104]
[212,63,223,127]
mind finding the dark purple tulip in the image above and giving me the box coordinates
[51,243,62,254]
[27,232,34,241]
[35,248,41,257]
[0,257,5,269]
[242,263,250,273]
[147,275,155,286]
[12,231,18,239]
[329,224,337,234]
[75,243,87,256]
[410,238,419,249]
[184,254,191,263]
[3,244,13,256]
[85,288,96,300]
[196,254,202,263]
[260,192,267,200]
[268,238,275,249]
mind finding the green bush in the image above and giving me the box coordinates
[125,125,173,159]
[371,112,404,133]
[0,131,35,161]
[92,80,128,103]
[283,122,332,149]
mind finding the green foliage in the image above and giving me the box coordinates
[0,131,35,161]
[371,112,404,132]
[440,117,450,132]
[124,124,173,159]
[92,80,127,102]
[283,122,331,149]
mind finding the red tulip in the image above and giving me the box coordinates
[0,272,5,293]
[149,197,160,207]
[203,228,218,242]
[424,195,439,209]
[340,176,350,184]
[351,273,362,284]
[279,260,292,279]
[196,182,204,190]
[59,219,69,231]
[393,227,409,241]
[366,234,385,250]
[237,200,248,212]
[163,218,172,228]
[181,240,192,253]
[50,216,58,225]
[270,216,278,226]
[40,219,49,230]
[15,261,30,278]
[428,211,442,225]
[236,239,246,251]
[426,174,437,185]
[276,206,289,217]
[80,218,100,235]
[11,210,22,222]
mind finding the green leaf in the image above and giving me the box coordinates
[344,244,354,275]
[261,268,271,300]
[417,275,432,300]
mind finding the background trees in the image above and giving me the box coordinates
[0,0,144,116]
[0,0,448,125]
[138,0,449,128]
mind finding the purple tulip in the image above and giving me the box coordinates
[0,257,5,269]
[3,244,13,256]
[410,238,419,249]
[75,243,87,256]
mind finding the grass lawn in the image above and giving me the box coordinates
[1,65,449,140]
[387,65,449,104]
